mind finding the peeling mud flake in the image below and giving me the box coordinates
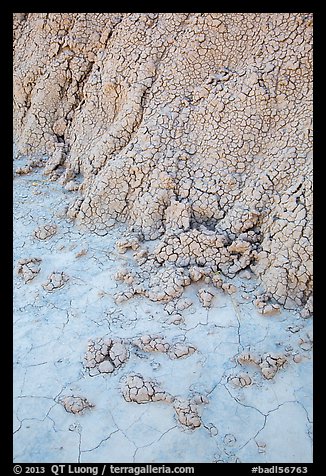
[17,258,42,283]
[75,248,88,258]
[114,291,135,304]
[237,352,260,366]
[238,351,287,380]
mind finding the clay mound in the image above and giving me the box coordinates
[13,13,313,312]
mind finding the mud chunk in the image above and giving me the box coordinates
[173,395,208,430]
[59,396,94,414]
[15,165,33,175]
[132,335,196,360]
[132,335,170,354]
[34,224,57,240]
[189,266,205,282]
[42,272,69,292]
[198,288,214,308]
[228,373,252,388]
[167,342,197,360]
[146,266,190,302]
[121,374,174,404]
[164,297,193,314]
[116,234,140,253]
[222,283,237,294]
[212,273,223,288]
[259,354,287,379]
[98,360,115,373]
[85,337,129,376]
[17,258,42,283]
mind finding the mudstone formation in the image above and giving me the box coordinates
[13,13,313,314]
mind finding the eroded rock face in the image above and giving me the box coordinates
[13,13,313,312]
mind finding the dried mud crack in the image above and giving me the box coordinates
[14,12,312,464]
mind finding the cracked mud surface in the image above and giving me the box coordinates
[13,164,312,463]
[14,13,313,312]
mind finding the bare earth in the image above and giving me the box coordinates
[13,159,312,463]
